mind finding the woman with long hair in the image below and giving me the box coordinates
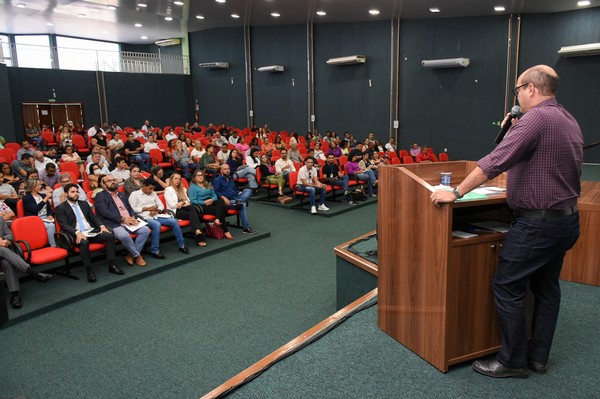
[258,153,285,196]
[164,172,206,246]
[150,166,169,195]
[187,169,233,239]
[273,135,286,151]
[23,178,56,246]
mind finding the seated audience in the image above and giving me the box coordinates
[359,152,379,179]
[17,140,36,159]
[213,163,257,235]
[322,154,355,205]
[261,137,273,156]
[235,136,249,154]
[410,142,421,157]
[346,152,377,197]
[227,149,258,190]
[143,133,159,154]
[129,178,189,258]
[198,144,220,177]
[55,183,124,283]
[188,169,233,239]
[327,141,342,159]
[149,166,168,195]
[172,140,196,179]
[164,172,206,246]
[0,200,15,221]
[33,151,58,174]
[274,149,296,182]
[288,142,303,164]
[39,163,60,188]
[94,175,150,266]
[0,162,20,189]
[124,132,151,171]
[25,123,42,146]
[23,178,56,246]
[258,154,285,197]
[296,156,329,214]
[416,145,432,163]
[53,173,88,206]
[0,217,53,308]
[217,143,231,165]
[385,137,397,153]
[0,170,19,212]
[273,135,287,151]
[123,165,144,196]
[313,142,326,161]
[110,158,131,185]
[11,153,35,179]
[190,140,206,163]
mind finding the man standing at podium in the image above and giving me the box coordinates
[431,65,582,378]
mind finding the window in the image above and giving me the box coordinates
[56,36,121,72]
[0,35,12,66]
[15,35,52,69]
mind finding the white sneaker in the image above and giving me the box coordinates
[310,206,317,214]
[318,204,329,211]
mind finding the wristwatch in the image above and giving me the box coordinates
[452,186,463,200]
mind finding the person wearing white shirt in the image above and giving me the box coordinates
[108,133,124,153]
[228,132,239,145]
[313,142,326,161]
[128,178,189,258]
[87,123,104,139]
[33,151,58,174]
[385,137,397,153]
[52,173,89,206]
[86,148,108,166]
[274,149,296,182]
[165,130,178,142]
[133,128,146,140]
[190,140,206,163]
[110,159,131,185]
[141,120,153,133]
[296,156,329,214]
[144,134,160,153]
[217,143,230,165]
[213,132,228,147]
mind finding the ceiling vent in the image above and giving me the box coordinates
[558,43,600,57]
[155,38,181,47]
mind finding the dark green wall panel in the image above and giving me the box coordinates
[0,64,16,141]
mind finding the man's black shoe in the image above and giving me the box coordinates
[232,201,244,210]
[472,359,528,378]
[243,228,257,235]
[10,294,22,309]
[87,268,97,283]
[108,264,125,275]
[179,247,190,254]
[35,272,54,283]
[528,360,547,374]
[150,252,166,259]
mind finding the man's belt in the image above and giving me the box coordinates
[513,205,578,219]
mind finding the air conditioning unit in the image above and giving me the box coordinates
[258,65,285,72]
[421,58,470,68]
[199,62,229,69]
[558,43,600,57]
[155,38,181,47]
[326,55,366,66]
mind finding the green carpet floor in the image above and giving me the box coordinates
[230,280,600,398]
[0,197,378,399]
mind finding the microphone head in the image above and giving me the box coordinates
[511,105,522,118]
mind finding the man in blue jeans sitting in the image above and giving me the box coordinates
[296,156,329,214]
[213,163,257,234]
[128,178,190,258]
[124,132,151,171]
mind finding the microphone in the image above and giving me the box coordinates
[494,105,522,145]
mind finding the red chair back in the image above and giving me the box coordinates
[72,135,88,152]
[399,150,409,158]
[12,216,49,250]
[403,156,414,164]
[288,171,299,191]
[16,199,25,218]
[4,143,20,152]
[391,157,402,165]
[439,153,449,161]
[0,148,16,161]
[60,161,81,179]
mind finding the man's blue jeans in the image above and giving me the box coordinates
[145,216,185,254]
[494,212,579,368]
[296,184,326,206]
[228,188,252,229]
[132,153,151,171]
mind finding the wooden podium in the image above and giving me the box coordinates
[377,161,512,372]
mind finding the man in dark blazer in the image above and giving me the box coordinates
[94,175,149,267]
[55,183,124,282]
[0,218,53,308]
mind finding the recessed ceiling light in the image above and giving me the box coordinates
[271,12,280,17]
[231,13,240,18]
[174,1,184,5]
[196,15,205,19]
[134,23,143,27]
[429,7,441,13]
[46,22,54,26]
[216,0,226,3]
[102,31,109,34]
[141,36,148,40]
[16,3,26,8]
[316,11,326,16]
[577,0,591,6]
[107,5,116,10]
[165,16,173,21]
[369,9,380,15]
[494,6,506,12]
[137,2,148,7]
[77,13,86,18]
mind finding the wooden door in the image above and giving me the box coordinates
[21,104,39,130]
[37,104,52,129]
[51,104,68,129]
[66,104,84,127]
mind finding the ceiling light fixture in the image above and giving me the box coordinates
[16,3,26,8]
[135,23,143,27]
[216,0,226,3]
[231,13,240,18]
[174,1,184,5]
[369,9,380,15]
[196,15,205,19]
[137,2,148,7]
[102,30,109,34]
[271,12,280,17]
[165,16,173,21]
[494,6,506,11]
[141,36,148,40]
[429,7,441,13]
[316,11,326,16]
[107,5,116,10]
[577,0,591,6]
[77,13,86,18]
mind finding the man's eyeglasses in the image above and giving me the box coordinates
[512,82,530,97]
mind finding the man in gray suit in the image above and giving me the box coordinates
[0,219,53,308]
